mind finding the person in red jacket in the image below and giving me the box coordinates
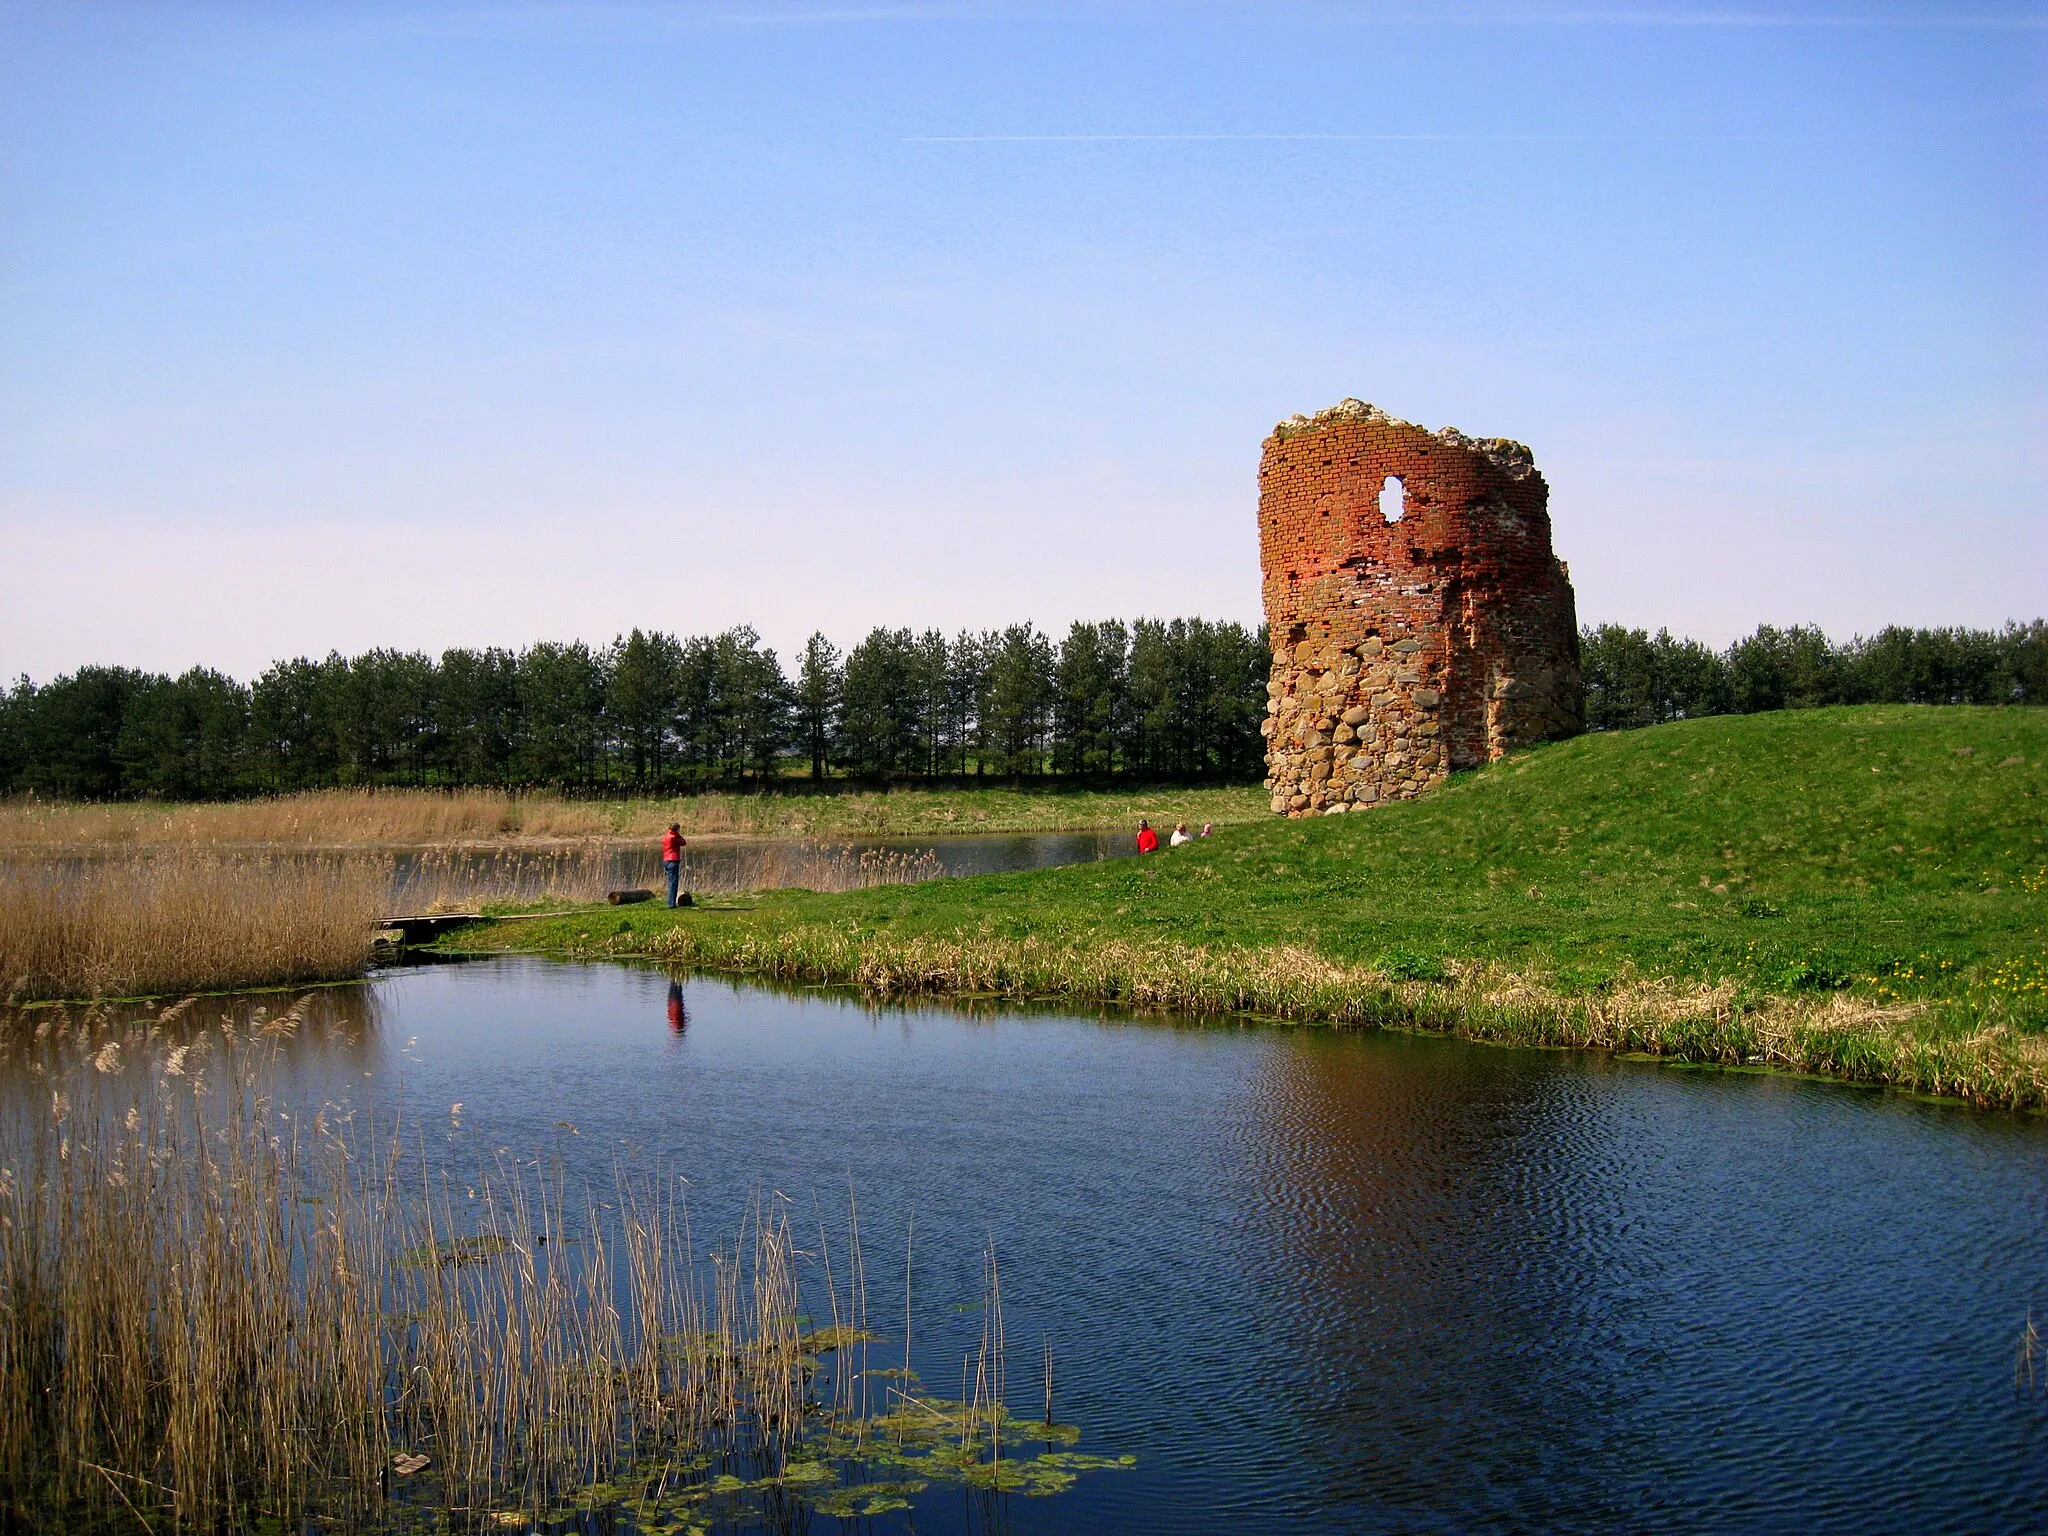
[661,824,687,907]
[1135,819,1160,854]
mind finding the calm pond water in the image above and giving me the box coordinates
[0,830,1136,907]
[71,955,2045,1534]
[386,830,1135,904]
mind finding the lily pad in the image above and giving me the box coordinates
[399,1233,513,1269]
[799,1324,878,1353]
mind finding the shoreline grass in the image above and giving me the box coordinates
[450,914,2048,1111]
[446,705,2048,1111]
[0,784,1268,850]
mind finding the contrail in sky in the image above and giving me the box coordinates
[904,133,1563,142]
[905,131,2034,143]
[754,5,2048,27]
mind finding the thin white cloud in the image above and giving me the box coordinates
[369,2,2048,30]
[1523,9,2048,23]
[637,2,991,21]
[904,130,2039,142]
[904,132,1566,142]
[405,0,1009,29]
[1240,3,2048,25]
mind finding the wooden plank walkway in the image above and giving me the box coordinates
[374,899,663,946]
[373,913,485,944]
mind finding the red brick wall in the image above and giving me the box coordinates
[1256,400,1582,815]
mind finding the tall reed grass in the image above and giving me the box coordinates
[0,843,950,1003]
[0,784,1261,849]
[681,843,945,898]
[0,856,381,1004]
[0,1002,1117,1532]
[0,790,611,848]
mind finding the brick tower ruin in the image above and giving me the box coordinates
[1258,399,1582,815]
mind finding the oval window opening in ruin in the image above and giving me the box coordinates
[1380,476,1406,523]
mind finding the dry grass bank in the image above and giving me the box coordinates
[0,784,1267,849]
[0,857,382,1004]
[0,790,610,848]
[470,915,2048,1111]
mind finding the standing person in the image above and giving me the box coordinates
[1169,822,1192,847]
[661,823,687,908]
[1136,819,1160,854]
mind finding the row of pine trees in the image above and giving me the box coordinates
[0,619,1271,800]
[1578,621,2046,731]
[3,617,2039,801]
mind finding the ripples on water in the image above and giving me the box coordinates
[14,959,2048,1533]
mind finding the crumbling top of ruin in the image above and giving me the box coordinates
[1270,398,1538,481]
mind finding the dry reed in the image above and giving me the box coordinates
[0,790,612,849]
[682,843,945,898]
[0,842,950,1004]
[394,848,614,912]
[0,1004,1122,1532]
[0,784,1259,850]
[0,856,381,1004]
[393,844,943,907]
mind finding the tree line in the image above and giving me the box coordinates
[1580,621,2047,730]
[0,619,1272,800]
[2,617,2039,802]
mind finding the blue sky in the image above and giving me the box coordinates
[2,0,2042,680]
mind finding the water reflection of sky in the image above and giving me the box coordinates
[12,958,2048,1533]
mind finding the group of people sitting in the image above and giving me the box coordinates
[1134,818,1212,853]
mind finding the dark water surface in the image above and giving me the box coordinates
[23,959,2045,1533]
[206,957,2048,1534]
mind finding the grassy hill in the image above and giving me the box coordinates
[458,706,2048,1106]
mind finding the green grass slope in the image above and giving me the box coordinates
[877,704,2044,988]
[459,707,2048,1103]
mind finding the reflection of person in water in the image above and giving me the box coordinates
[666,980,688,1034]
